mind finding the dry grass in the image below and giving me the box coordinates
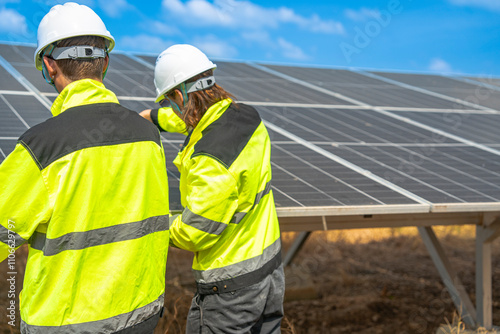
[438,312,500,333]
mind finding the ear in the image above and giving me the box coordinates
[43,56,58,79]
[102,54,109,75]
[172,89,184,106]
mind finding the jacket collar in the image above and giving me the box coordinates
[173,98,232,169]
[51,79,119,117]
[195,98,232,132]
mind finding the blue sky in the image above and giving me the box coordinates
[0,0,499,76]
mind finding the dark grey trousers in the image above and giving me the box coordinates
[186,265,285,334]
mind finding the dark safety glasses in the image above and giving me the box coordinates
[158,97,170,108]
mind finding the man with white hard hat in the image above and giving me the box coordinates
[0,3,170,333]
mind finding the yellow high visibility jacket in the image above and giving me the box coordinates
[151,98,281,293]
[0,79,170,333]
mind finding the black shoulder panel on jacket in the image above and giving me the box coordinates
[193,103,261,168]
[18,103,161,170]
[150,108,161,130]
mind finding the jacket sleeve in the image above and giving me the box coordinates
[0,144,51,263]
[169,155,238,252]
[150,107,188,135]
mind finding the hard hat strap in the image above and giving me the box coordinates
[180,82,188,108]
[51,45,106,60]
[185,76,216,94]
[165,83,188,115]
[102,47,110,80]
[169,99,182,115]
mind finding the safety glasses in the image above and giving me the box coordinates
[158,96,171,109]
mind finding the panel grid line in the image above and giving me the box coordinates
[337,145,465,203]
[271,185,305,207]
[448,76,500,94]
[0,55,52,111]
[273,144,386,205]
[357,70,494,112]
[271,160,347,206]
[0,94,29,129]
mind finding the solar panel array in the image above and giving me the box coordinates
[1,42,500,214]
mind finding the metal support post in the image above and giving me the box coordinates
[476,219,500,329]
[283,231,312,267]
[418,226,477,328]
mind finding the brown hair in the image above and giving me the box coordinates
[52,36,107,81]
[168,69,235,128]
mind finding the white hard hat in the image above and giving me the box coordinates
[154,44,217,103]
[34,2,115,70]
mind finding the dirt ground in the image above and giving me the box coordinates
[2,226,500,334]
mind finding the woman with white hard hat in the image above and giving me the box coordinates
[141,44,285,333]
[0,3,171,333]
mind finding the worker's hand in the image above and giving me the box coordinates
[140,109,153,123]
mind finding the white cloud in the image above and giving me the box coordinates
[162,0,344,34]
[98,0,133,17]
[241,30,272,46]
[448,0,500,12]
[191,35,238,58]
[345,8,381,22]
[0,8,27,34]
[141,20,180,36]
[428,58,453,73]
[120,34,173,53]
[277,38,309,61]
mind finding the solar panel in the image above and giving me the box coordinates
[0,94,29,137]
[467,77,500,88]
[372,71,500,111]
[258,106,459,144]
[2,42,500,210]
[388,110,500,145]
[0,138,16,158]
[0,66,26,91]
[325,144,500,203]
[261,64,474,110]
[1,42,499,329]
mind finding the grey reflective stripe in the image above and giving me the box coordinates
[251,180,272,212]
[181,180,273,233]
[30,215,169,256]
[230,211,246,225]
[0,223,26,248]
[169,214,179,229]
[182,208,227,235]
[21,294,164,334]
[229,180,272,225]
[193,237,281,283]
